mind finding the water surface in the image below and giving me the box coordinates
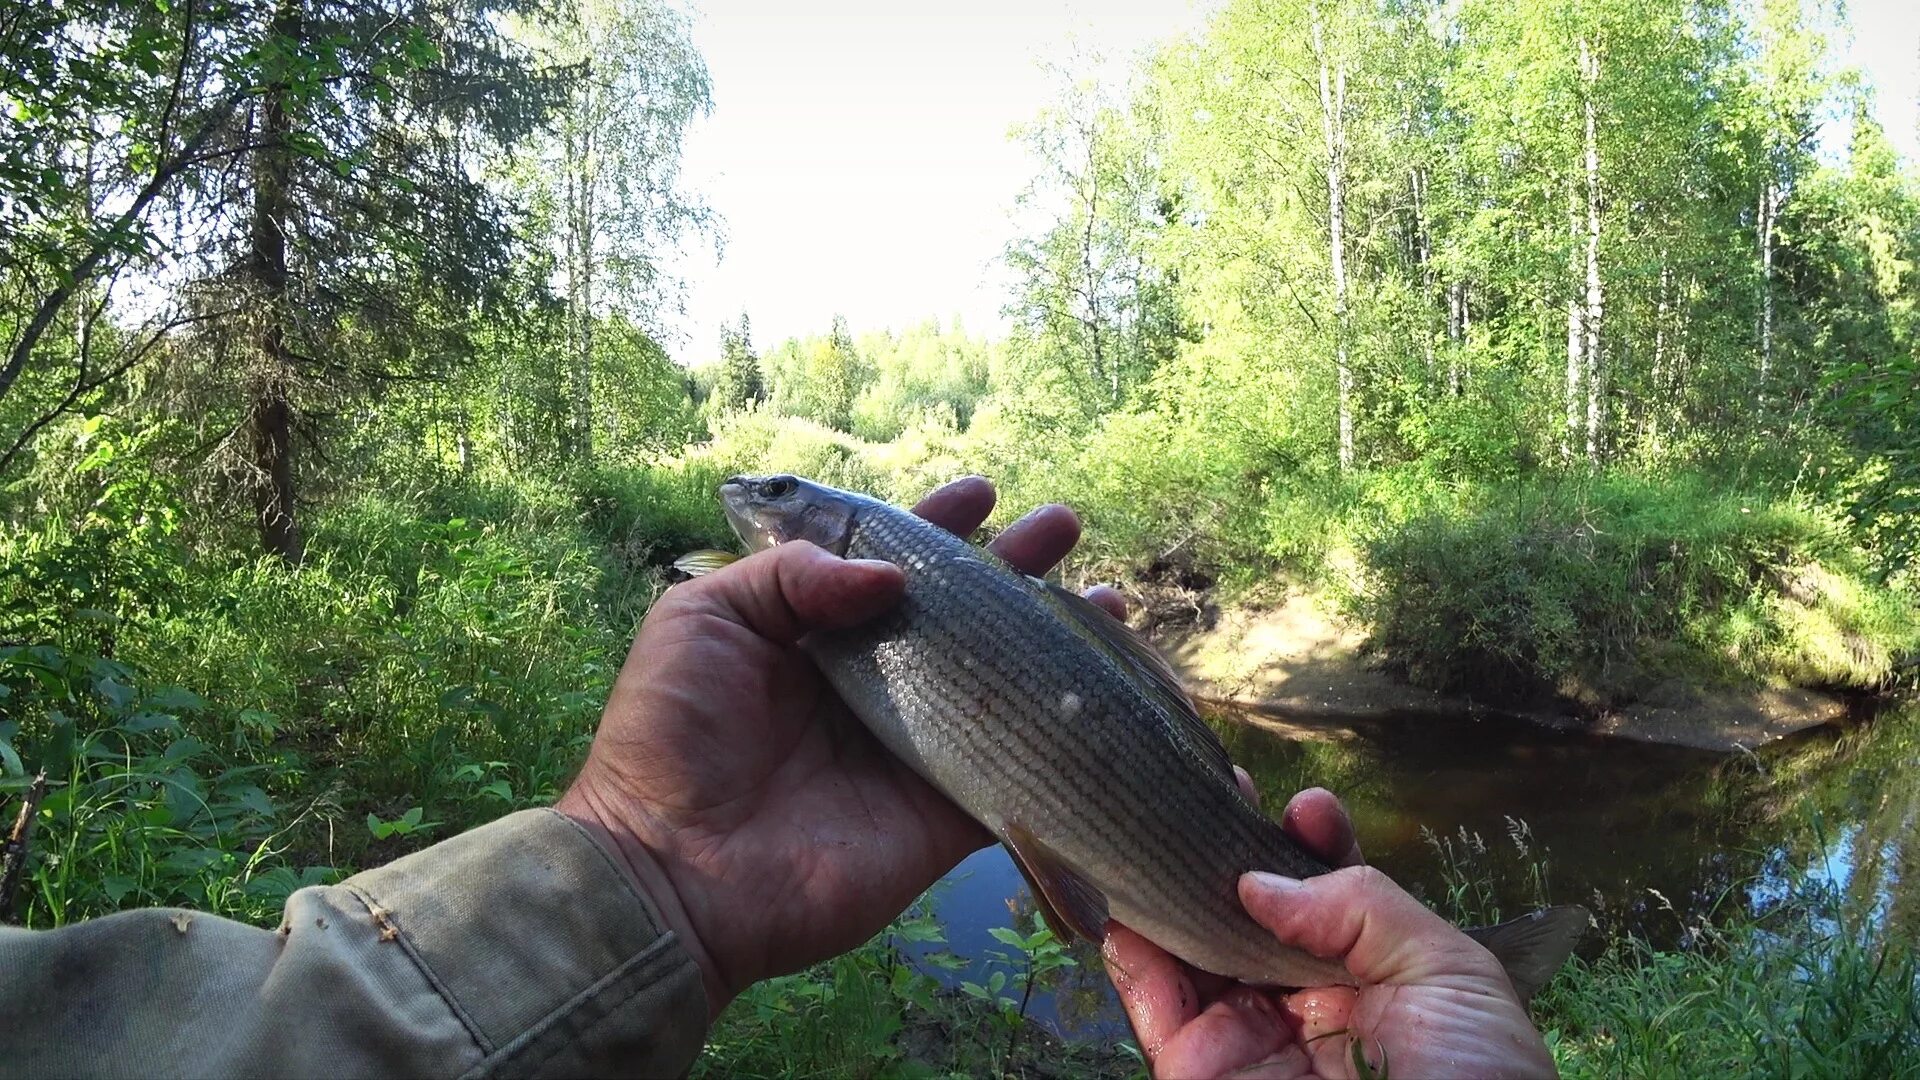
[902,701,1918,1038]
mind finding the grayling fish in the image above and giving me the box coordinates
[706,474,1587,998]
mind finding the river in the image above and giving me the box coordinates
[900,700,1920,1039]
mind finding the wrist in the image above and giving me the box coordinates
[556,780,734,1019]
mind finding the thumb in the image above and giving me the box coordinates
[1238,867,1510,989]
[682,541,905,645]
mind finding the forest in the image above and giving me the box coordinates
[2,0,1917,1075]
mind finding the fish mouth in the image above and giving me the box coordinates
[718,477,780,552]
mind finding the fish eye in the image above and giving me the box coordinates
[762,476,797,498]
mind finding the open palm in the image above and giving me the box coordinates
[560,477,1093,1014]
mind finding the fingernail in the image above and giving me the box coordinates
[1245,871,1307,894]
[847,558,898,572]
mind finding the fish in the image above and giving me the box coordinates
[711,473,1588,999]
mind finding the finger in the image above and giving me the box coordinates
[1239,867,1509,988]
[1280,788,1362,867]
[1234,766,1260,807]
[1152,987,1307,1080]
[1082,584,1128,620]
[682,541,904,646]
[912,475,995,537]
[1102,922,1201,1065]
[1279,986,1362,1079]
[988,503,1081,576]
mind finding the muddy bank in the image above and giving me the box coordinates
[1149,589,1853,752]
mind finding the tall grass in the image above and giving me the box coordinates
[1341,472,1920,699]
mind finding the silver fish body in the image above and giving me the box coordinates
[715,475,1584,994]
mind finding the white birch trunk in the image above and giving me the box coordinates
[1413,166,1435,382]
[1580,38,1605,464]
[1649,263,1670,450]
[1566,182,1584,461]
[1757,176,1776,402]
[1315,9,1353,472]
[1451,282,1467,396]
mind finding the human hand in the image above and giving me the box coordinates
[1103,786,1556,1079]
[558,476,1115,1017]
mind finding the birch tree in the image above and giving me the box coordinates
[527,0,711,462]
[1749,0,1828,406]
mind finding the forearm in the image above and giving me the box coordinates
[0,809,709,1079]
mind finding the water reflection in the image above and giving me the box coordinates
[907,701,1919,1038]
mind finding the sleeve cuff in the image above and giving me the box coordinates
[344,808,709,1077]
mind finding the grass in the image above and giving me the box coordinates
[2,432,1916,1077]
[1338,471,1920,703]
[1541,912,1920,1078]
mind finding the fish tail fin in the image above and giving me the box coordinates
[1464,905,1590,1004]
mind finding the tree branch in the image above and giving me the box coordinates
[0,87,249,408]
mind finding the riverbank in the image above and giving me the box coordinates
[1152,587,1860,751]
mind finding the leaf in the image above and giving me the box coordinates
[94,675,137,710]
[988,926,1028,949]
[145,687,206,712]
[232,785,274,817]
[121,711,181,734]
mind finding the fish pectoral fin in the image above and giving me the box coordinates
[671,549,740,577]
[1001,821,1110,945]
[1464,905,1591,1004]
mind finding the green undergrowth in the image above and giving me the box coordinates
[0,452,729,926]
[2,433,1914,1078]
[694,906,1139,1080]
[690,411,1920,703]
[1340,473,1920,701]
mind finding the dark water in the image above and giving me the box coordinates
[900,702,1919,1038]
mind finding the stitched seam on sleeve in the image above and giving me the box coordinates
[342,882,497,1059]
[537,807,665,939]
[464,931,699,1080]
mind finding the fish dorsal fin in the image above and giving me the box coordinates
[1002,821,1110,944]
[1040,581,1237,786]
[1464,905,1591,1004]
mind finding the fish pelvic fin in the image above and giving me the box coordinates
[1464,905,1590,1004]
[671,549,740,577]
[1002,821,1110,944]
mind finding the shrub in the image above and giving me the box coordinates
[1343,472,1920,698]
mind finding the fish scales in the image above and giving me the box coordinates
[713,475,1589,995]
[803,491,1348,985]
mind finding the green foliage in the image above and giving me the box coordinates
[1536,837,1920,1080]
[3,0,1918,1073]
[1541,918,1920,1078]
[697,904,1124,1080]
[0,642,311,925]
[714,313,767,413]
[0,444,704,926]
[1343,472,1920,697]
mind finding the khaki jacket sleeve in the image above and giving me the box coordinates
[0,809,709,1079]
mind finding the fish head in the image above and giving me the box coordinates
[719,474,861,555]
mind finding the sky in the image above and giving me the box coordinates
[660,0,1919,364]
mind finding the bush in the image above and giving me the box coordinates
[0,450,731,926]
[1343,472,1920,698]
